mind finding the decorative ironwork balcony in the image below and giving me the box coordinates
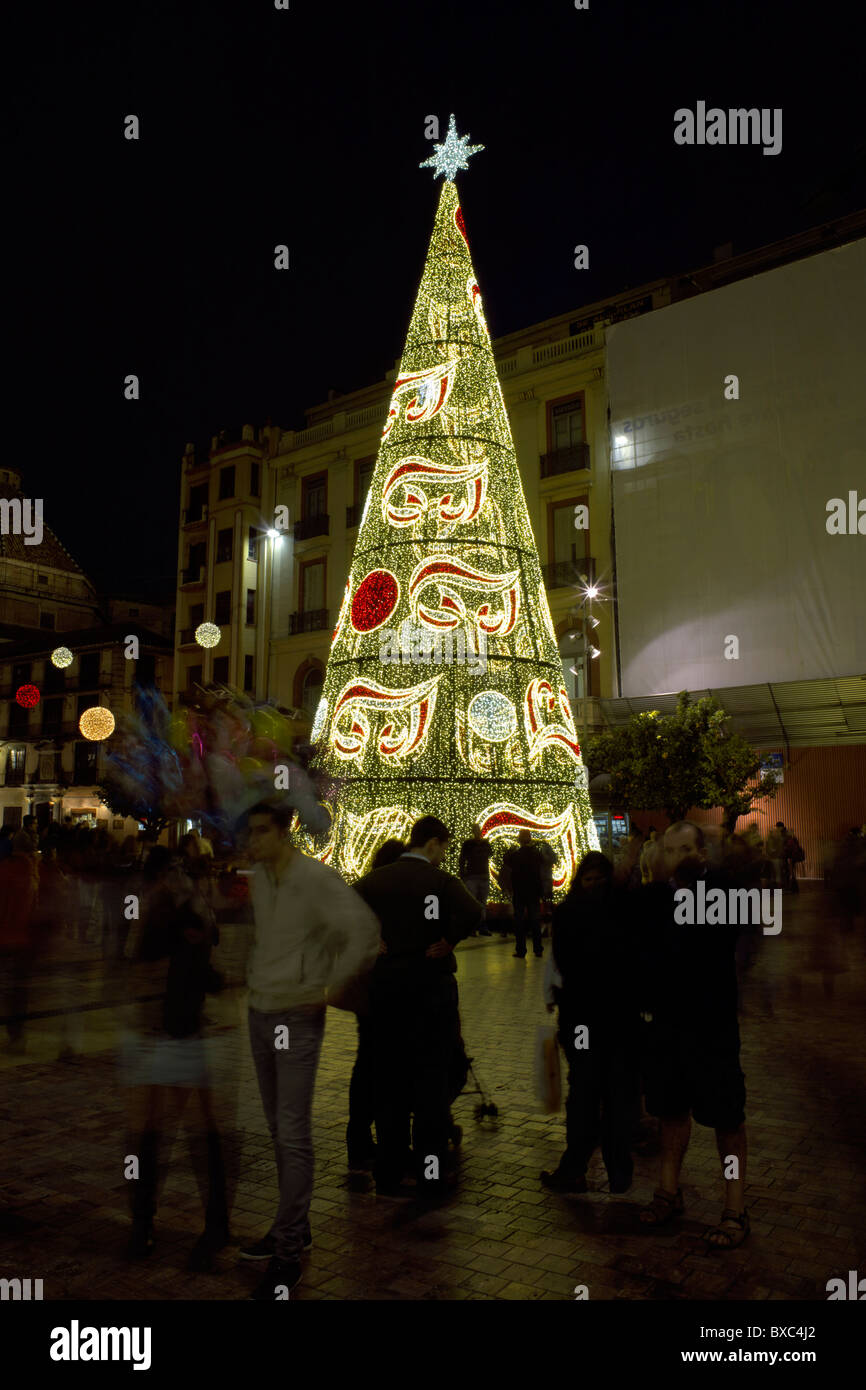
[289,609,329,635]
[541,557,596,590]
[294,514,329,541]
[539,443,590,478]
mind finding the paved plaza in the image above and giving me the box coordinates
[1,883,864,1301]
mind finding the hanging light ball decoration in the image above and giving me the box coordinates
[195,622,221,649]
[467,689,517,743]
[16,684,41,709]
[51,646,74,669]
[79,706,116,741]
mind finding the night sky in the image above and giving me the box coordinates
[7,0,864,600]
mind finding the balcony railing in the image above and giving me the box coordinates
[541,557,596,591]
[181,566,206,585]
[289,609,329,635]
[4,769,27,787]
[183,505,208,526]
[539,443,590,478]
[294,514,329,541]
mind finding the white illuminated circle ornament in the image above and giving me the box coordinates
[467,690,518,743]
[51,646,74,669]
[195,622,221,649]
[79,706,116,741]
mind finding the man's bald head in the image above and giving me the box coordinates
[663,821,705,881]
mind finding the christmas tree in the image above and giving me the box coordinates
[304,116,599,896]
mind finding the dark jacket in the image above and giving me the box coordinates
[503,843,544,899]
[355,853,481,978]
[637,871,739,1027]
[551,883,638,1036]
[459,838,492,879]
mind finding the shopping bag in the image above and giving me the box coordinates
[533,1024,562,1113]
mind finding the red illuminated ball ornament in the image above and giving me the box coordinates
[350,570,400,634]
[16,684,40,708]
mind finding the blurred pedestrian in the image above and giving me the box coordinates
[503,830,545,958]
[241,801,380,1299]
[541,851,639,1194]
[355,816,481,1199]
[459,825,492,936]
[0,832,39,1050]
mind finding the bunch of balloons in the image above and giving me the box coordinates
[103,686,333,840]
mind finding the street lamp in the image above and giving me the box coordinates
[568,577,605,751]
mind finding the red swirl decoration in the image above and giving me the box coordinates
[454,205,468,244]
[524,679,581,763]
[409,555,519,635]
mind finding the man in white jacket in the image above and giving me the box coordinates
[240,801,381,1300]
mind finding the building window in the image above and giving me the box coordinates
[3,806,23,828]
[299,558,325,613]
[301,666,323,719]
[189,541,206,576]
[214,591,231,626]
[5,746,27,786]
[248,526,258,560]
[44,663,66,694]
[550,499,588,564]
[244,654,254,692]
[213,656,229,685]
[73,742,98,785]
[42,699,63,737]
[302,473,327,519]
[13,661,32,686]
[549,396,585,451]
[217,527,233,563]
[135,653,156,687]
[187,483,207,522]
[40,611,56,630]
[38,575,48,586]
[190,602,205,629]
[246,589,256,625]
[250,461,260,497]
[128,607,140,617]
[8,704,29,738]
[78,652,99,689]
[187,664,203,690]
[219,466,236,500]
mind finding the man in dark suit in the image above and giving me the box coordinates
[355,815,482,1197]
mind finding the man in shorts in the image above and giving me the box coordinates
[637,821,748,1250]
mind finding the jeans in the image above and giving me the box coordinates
[513,894,541,955]
[558,1018,638,1186]
[248,1004,326,1261]
[462,875,489,923]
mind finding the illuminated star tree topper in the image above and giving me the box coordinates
[419,113,485,182]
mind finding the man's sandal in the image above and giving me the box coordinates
[704,1208,750,1251]
[638,1188,684,1225]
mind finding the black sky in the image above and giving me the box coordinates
[7,0,865,598]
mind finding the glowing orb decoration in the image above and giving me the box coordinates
[51,646,74,669]
[310,697,328,743]
[79,706,115,741]
[16,684,41,709]
[350,570,400,634]
[467,689,517,743]
[195,622,221,649]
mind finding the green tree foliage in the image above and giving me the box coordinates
[584,691,778,828]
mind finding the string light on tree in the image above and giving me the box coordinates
[303,119,599,894]
[195,622,221,649]
[51,647,73,669]
[79,706,116,741]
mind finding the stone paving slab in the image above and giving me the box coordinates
[1,886,865,1300]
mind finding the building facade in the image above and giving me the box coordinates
[1,470,175,833]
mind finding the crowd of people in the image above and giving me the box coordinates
[1,807,864,1300]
